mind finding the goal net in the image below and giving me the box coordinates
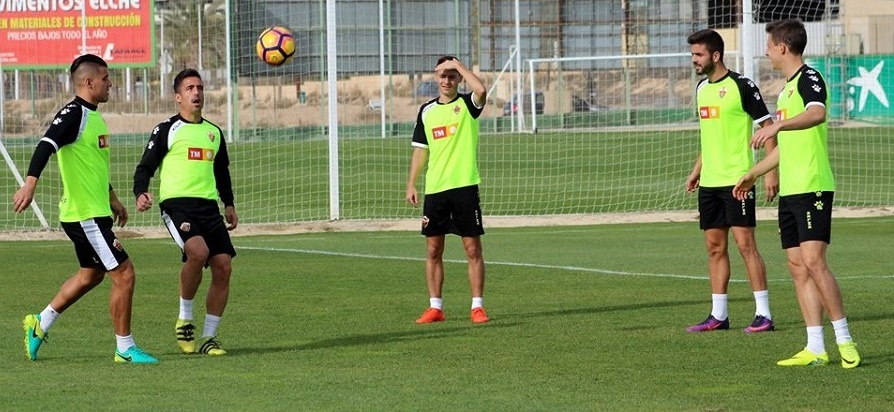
[1,0,892,232]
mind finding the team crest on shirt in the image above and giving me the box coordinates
[208,131,215,142]
[718,87,727,98]
[98,135,109,148]
[112,239,123,251]
[453,105,461,115]
[180,222,191,232]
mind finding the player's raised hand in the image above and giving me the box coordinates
[751,122,780,149]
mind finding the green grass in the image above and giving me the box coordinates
[1,217,893,410]
[2,126,893,230]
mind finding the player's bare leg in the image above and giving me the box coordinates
[175,237,209,353]
[416,235,446,323]
[731,226,773,332]
[463,236,488,323]
[687,228,730,332]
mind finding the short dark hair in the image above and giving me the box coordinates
[69,54,107,77]
[173,68,202,93]
[687,29,724,61]
[766,19,807,55]
[436,55,457,66]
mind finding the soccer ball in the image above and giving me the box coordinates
[256,26,296,66]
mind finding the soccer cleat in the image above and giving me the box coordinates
[175,319,197,354]
[743,315,775,333]
[776,348,829,367]
[415,308,445,324]
[471,307,490,324]
[114,346,159,364]
[23,314,48,361]
[686,315,729,332]
[198,337,227,355]
[838,342,861,369]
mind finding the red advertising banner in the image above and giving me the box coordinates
[0,0,155,69]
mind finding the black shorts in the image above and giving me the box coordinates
[778,191,833,249]
[61,217,129,271]
[160,198,236,262]
[698,186,756,230]
[421,185,485,237]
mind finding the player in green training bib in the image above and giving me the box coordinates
[134,69,238,356]
[734,19,861,369]
[406,55,490,325]
[684,29,777,334]
[13,54,157,364]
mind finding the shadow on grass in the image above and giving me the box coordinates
[512,298,747,319]
[226,322,521,356]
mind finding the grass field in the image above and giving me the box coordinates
[2,126,893,230]
[2,217,893,410]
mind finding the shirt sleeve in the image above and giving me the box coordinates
[26,102,82,178]
[735,76,772,123]
[462,93,484,119]
[411,105,428,148]
[132,121,171,197]
[797,67,828,109]
[214,135,235,207]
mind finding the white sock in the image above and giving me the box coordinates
[753,290,771,319]
[429,298,443,310]
[39,304,60,333]
[710,294,728,321]
[116,334,136,353]
[806,326,825,354]
[831,318,853,344]
[471,297,484,309]
[203,314,222,339]
[179,298,194,321]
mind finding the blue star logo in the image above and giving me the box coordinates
[847,61,889,112]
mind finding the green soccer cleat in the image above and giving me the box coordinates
[175,319,197,354]
[838,342,862,369]
[198,337,227,356]
[776,348,829,367]
[114,346,159,364]
[23,314,48,361]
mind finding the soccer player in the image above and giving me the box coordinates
[406,55,489,324]
[13,54,157,364]
[733,19,861,368]
[684,29,778,333]
[133,69,237,356]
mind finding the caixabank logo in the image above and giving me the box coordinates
[846,60,890,115]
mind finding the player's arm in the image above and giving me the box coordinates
[755,118,779,202]
[13,104,80,213]
[406,111,429,207]
[685,154,701,193]
[133,122,169,212]
[214,136,238,230]
[734,146,780,201]
[738,75,780,202]
[109,187,128,227]
[752,71,827,148]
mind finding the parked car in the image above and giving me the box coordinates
[414,80,439,100]
[572,96,608,112]
[503,91,544,116]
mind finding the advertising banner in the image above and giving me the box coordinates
[1,0,155,69]
[807,55,892,122]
